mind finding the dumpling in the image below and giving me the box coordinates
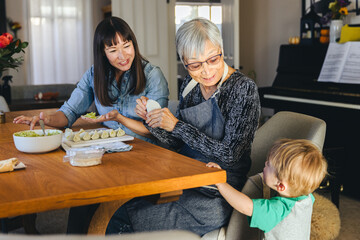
[64,128,73,139]
[80,131,91,141]
[65,132,74,140]
[99,130,109,139]
[73,133,81,142]
[116,127,125,137]
[90,130,99,140]
[108,129,116,138]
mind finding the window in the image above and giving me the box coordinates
[175,3,222,33]
[28,0,93,85]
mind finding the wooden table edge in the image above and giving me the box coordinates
[0,170,226,219]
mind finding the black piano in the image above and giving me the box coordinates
[259,44,360,201]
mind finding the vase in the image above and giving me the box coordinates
[329,19,343,43]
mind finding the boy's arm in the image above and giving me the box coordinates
[216,182,254,216]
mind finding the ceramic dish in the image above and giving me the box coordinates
[13,129,63,153]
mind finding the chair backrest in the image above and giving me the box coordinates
[248,111,326,177]
[0,95,10,112]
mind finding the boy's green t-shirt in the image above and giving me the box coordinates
[249,194,315,240]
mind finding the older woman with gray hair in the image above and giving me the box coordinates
[107,18,261,236]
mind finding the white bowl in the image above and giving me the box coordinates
[13,129,63,153]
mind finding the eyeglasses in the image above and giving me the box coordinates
[185,53,222,71]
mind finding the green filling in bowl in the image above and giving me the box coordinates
[14,130,61,137]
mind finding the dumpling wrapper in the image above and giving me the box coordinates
[73,133,81,142]
[146,99,161,112]
[0,158,19,173]
[90,130,100,140]
[99,130,109,139]
[108,129,116,138]
[80,132,91,141]
[116,128,125,137]
[78,128,85,134]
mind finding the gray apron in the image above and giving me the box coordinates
[178,64,228,165]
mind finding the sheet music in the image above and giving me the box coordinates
[318,42,360,84]
[341,43,360,84]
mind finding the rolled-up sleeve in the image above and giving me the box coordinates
[144,66,169,108]
[59,67,95,127]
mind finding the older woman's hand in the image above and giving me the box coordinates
[146,108,179,132]
[13,112,50,130]
[135,96,149,120]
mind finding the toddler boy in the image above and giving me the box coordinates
[207,138,328,240]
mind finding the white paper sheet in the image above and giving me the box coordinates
[318,42,360,84]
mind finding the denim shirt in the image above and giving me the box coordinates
[59,62,169,143]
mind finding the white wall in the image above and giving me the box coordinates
[239,0,301,88]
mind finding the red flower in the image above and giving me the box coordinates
[0,35,10,48]
[3,33,13,42]
[0,32,28,73]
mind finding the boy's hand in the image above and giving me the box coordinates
[206,162,222,169]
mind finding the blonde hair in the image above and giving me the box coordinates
[268,139,328,197]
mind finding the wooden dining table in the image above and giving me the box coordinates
[0,109,226,234]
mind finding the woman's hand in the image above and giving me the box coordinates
[81,110,121,123]
[135,96,149,120]
[206,162,222,169]
[13,112,50,130]
[146,108,179,132]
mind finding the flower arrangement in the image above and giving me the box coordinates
[329,0,351,20]
[8,18,22,39]
[0,32,28,76]
[320,0,351,24]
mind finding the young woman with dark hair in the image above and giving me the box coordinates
[13,17,169,143]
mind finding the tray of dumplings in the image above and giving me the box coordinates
[62,127,134,148]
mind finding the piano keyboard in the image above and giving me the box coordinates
[264,94,360,110]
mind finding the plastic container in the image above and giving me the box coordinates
[64,147,105,167]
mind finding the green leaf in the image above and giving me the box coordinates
[2,49,11,55]
[21,42,29,48]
